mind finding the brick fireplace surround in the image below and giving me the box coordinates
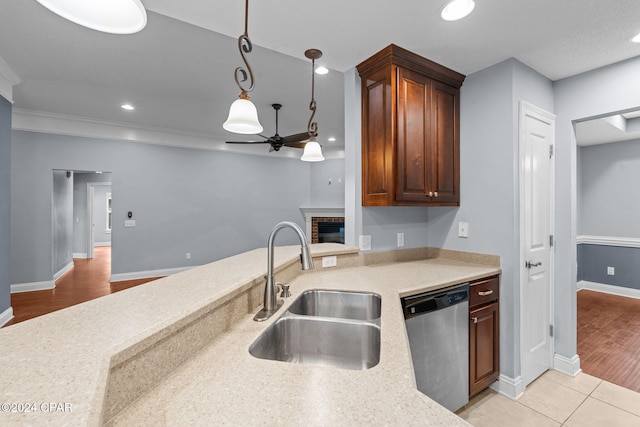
[310,217,345,244]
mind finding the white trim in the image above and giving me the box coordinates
[0,55,22,103]
[578,280,640,299]
[299,207,345,239]
[94,242,112,247]
[11,281,55,293]
[577,235,640,248]
[490,374,525,400]
[87,181,112,259]
[110,266,196,283]
[519,101,556,387]
[53,261,74,281]
[11,109,345,159]
[0,307,13,328]
[73,252,88,259]
[553,354,581,376]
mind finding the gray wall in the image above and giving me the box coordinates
[0,96,10,314]
[11,131,311,285]
[309,159,345,207]
[52,170,73,276]
[72,172,113,255]
[578,244,640,289]
[554,54,640,360]
[579,140,640,236]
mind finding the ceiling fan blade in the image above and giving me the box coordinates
[282,132,310,144]
[225,141,269,144]
[283,142,307,149]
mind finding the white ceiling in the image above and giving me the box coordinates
[2,0,640,155]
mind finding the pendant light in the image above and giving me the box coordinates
[300,49,325,162]
[35,0,147,34]
[223,0,263,134]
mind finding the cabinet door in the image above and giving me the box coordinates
[361,67,394,206]
[430,80,460,205]
[396,67,432,203]
[469,302,500,397]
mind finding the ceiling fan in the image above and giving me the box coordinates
[225,104,309,152]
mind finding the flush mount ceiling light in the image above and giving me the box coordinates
[223,0,263,135]
[121,103,134,110]
[440,0,475,21]
[301,49,325,162]
[35,0,147,34]
[632,32,640,43]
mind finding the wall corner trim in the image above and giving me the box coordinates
[0,55,22,103]
[553,353,581,376]
[0,307,14,328]
[490,374,524,400]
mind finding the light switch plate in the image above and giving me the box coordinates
[124,219,136,227]
[397,232,405,247]
[359,235,371,251]
[458,221,469,238]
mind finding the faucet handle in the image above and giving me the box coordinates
[277,282,291,298]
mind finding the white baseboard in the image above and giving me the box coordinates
[73,253,88,259]
[490,374,524,400]
[554,353,581,376]
[11,280,55,293]
[578,280,640,299]
[94,242,111,247]
[110,266,195,282]
[53,261,74,281]
[0,307,14,327]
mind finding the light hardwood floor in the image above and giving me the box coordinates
[4,246,158,327]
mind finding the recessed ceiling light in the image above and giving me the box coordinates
[35,0,147,34]
[632,32,640,43]
[315,66,329,75]
[440,0,475,21]
[121,104,135,111]
[328,137,336,142]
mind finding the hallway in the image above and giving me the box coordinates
[4,247,159,327]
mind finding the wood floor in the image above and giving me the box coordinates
[4,247,159,327]
[578,289,640,393]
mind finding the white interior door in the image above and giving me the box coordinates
[520,101,555,386]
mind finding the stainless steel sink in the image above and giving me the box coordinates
[287,289,381,321]
[248,315,380,370]
[248,289,382,370]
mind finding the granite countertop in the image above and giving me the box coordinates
[0,244,499,426]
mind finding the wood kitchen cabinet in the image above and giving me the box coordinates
[469,275,500,397]
[356,44,465,206]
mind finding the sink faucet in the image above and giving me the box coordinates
[254,221,314,322]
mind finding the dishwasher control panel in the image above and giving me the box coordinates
[401,284,469,319]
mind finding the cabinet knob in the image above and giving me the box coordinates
[472,317,478,324]
[428,191,433,197]
[434,192,438,198]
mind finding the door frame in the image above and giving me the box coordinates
[518,101,556,384]
[86,181,111,259]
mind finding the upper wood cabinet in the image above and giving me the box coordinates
[357,44,465,206]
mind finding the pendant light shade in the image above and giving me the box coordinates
[223,96,263,134]
[301,138,325,162]
[36,0,147,34]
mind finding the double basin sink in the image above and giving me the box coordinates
[249,290,382,370]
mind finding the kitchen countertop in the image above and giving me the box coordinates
[0,244,499,426]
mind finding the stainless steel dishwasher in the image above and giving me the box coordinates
[402,283,469,412]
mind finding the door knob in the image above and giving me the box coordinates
[525,260,542,269]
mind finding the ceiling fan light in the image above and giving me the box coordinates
[223,97,263,134]
[36,0,147,34]
[440,0,475,21]
[300,139,325,162]
[632,32,640,43]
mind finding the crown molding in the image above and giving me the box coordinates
[0,56,22,103]
[12,108,344,160]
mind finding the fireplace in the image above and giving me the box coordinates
[300,208,345,244]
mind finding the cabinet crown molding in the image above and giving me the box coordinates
[356,44,465,88]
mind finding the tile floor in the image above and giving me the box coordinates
[457,370,640,426]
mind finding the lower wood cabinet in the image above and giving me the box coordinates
[469,276,500,397]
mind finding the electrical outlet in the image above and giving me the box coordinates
[322,256,337,268]
[607,266,615,276]
[124,219,136,227]
[186,252,191,260]
[397,232,405,247]
[458,221,469,238]
[359,235,372,251]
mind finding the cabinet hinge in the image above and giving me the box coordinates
[549,235,554,247]
[549,144,554,158]
[550,325,554,337]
